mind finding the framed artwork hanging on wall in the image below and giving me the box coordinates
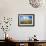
[18,14,35,26]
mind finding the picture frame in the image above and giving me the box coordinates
[18,14,35,26]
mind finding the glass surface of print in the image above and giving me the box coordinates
[18,14,35,26]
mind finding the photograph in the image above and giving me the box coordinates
[18,14,35,26]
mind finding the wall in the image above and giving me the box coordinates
[0,0,46,40]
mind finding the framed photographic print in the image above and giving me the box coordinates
[18,14,35,26]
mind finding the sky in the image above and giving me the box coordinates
[19,16,32,21]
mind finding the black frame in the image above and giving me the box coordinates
[18,14,35,26]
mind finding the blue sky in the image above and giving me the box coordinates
[19,16,32,21]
